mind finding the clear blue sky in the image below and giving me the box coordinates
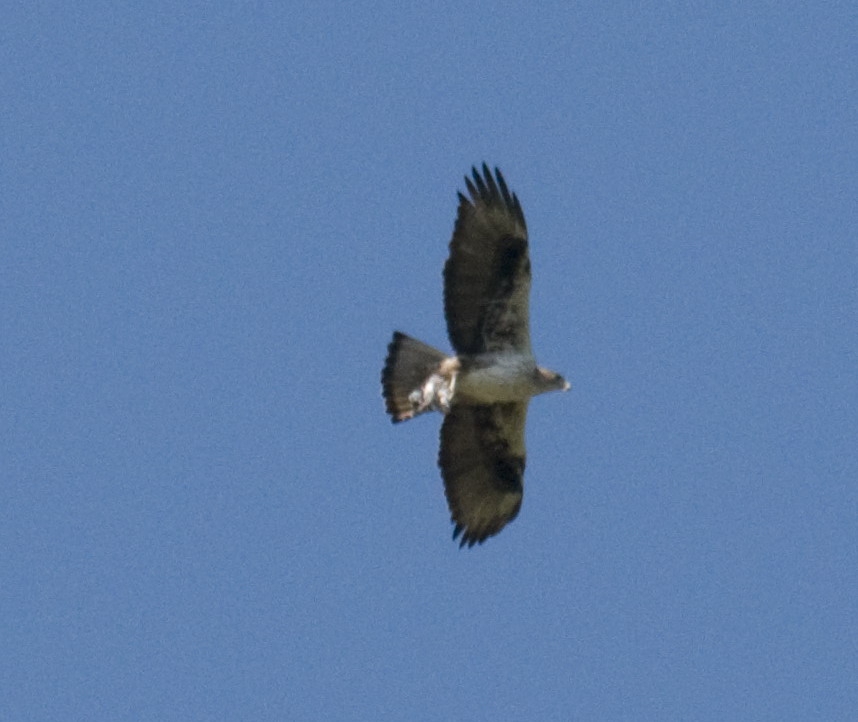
[3,3,857,720]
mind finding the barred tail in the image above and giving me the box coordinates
[381,332,447,422]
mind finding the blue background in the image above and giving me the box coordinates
[3,3,856,720]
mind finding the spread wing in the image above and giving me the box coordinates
[443,164,531,355]
[438,402,527,547]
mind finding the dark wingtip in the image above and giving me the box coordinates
[471,166,488,197]
[452,522,487,549]
[453,524,470,549]
[459,164,524,230]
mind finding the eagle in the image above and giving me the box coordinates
[381,164,569,547]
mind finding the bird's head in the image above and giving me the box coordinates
[535,366,571,394]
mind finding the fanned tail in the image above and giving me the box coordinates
[381,332,447,422]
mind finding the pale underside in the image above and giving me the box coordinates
[408,351,540,415]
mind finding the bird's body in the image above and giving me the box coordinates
[456,352,546,402]
[381,164,569,547]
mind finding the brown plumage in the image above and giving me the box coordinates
[439,403,526,547]
[444,166,531,355]
[381,164,569,547]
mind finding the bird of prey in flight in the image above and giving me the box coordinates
[382,164,569,547]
